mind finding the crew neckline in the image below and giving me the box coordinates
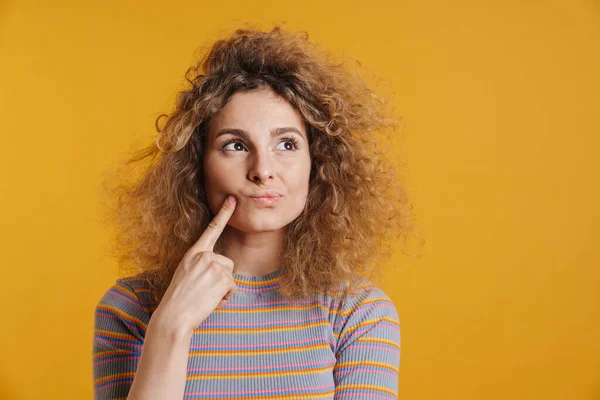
[232,269,283,293]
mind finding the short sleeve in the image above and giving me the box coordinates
[92,278,150,400]
[333,282,401,399]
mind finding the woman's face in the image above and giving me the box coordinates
[202,86,311,233]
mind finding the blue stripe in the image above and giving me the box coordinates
[96,309,142,332]
[183,383,335,398]
[94,352,141,363]
[189,359,334,375]
[336,388,396,399]
[95,376,134,390]
[335,365,397,374]
[94,333,142,347]
[194,315,327,330]
[190,337,328,351]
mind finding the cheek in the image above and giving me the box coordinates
[286,161,311,203]
[202,163,235,211]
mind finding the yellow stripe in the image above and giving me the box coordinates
[113,284,138,299]
[187,365,334,380]
[92,348,134,361]
[334,360,399,373]
[334,383,396,396]
[339,316,398,339]
[96,304,148,330]
[94,372,135,386]
[192,320,330,334]
[180,391,334,400]
[189,342,330,357]
[94,328,141,342]
[234,276,282,287]
[354,336,400,350]
[339,297,394,318]
[214,303,344,315]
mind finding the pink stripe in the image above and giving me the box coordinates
[347,345,400,353]
[188,359,334,372]
[109,288,141,307]
[95,336,143,351]
[93,354,140,367]
[185,383,334,396]
[335,392,394,399]
[356,303,395,315]
[200,315,325,327]
[340,323,400,341]
[190,337,326,349]
[334,369,398,379]
[94,379,134,392]
[224,300,316,307]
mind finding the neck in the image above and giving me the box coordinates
[218,225,285,277]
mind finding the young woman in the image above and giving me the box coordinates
[93,26,415,399]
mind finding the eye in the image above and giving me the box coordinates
[221,139,248,152]
[276,136,300,151]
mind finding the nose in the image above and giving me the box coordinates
[247,149,274,184]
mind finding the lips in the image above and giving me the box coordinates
[249,190,282,197]
[249,196,281,206]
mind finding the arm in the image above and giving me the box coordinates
[126,310,192,400]
[333,283,401,399]
[92,279,192,400]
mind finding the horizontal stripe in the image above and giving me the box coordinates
[354,336,400,349]
[334,361,399,375]
[215,301,343,314]
[93,330,143,351]
[198,314,326,328]
[92,348,140,366]
[189,337,332,357]
[183,383,335,399]
[187,359,334,373]
[93,372,135,390]
[189,336,329,351]
[95,304,148,332]
[339,298,395,318]
[187,363,334,380]
[109,285,154,309]
[192,319,330,334]
[334,384,397,398]
[189,341,331,357]
[93,276,399,398]
[338,317,399,344]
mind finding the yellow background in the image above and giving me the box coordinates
[1,0,598,399]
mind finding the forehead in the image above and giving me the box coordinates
[207,87,306,139]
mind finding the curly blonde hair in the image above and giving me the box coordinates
[100,25,419,305]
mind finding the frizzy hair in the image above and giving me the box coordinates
[99,25,419,306]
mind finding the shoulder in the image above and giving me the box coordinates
[94,273,156,336]
[327,279,400,352]
[339,279,399,324]
[322,278,398,320]
[97,273,153,307]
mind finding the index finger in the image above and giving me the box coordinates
[192,195,237,252]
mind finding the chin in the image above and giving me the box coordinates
[230,215,291,233]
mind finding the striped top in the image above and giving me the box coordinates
[92,269,401,399]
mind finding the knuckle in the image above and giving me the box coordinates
[218,268,231,281]
[207,220,220,230]
[198,251,213,262]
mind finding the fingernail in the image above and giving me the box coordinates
[226,195,236,205]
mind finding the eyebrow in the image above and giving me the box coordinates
[215,127,306,141]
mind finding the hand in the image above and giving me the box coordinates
[154,195,238,332]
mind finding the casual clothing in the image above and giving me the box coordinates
[92,269,401,399]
